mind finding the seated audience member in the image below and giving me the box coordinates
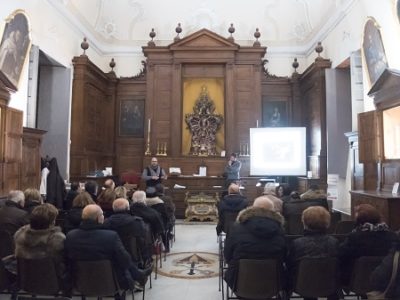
[65,204,152,292]
[104,178,116,190]
[97,188,117,218]
[63,192,95,233]
[300,184,327,200]
[338,204,397,286]
[145,187,168,228]
[84,181,98,202]
[287,206,339,300]
[276,183,292,202]
[262,183,283,212]
[282,188,329,220]
[370,234,400,298]
[14,203,68,291]
[130,190,164,238]
[115,186,127,200]
[216,183,248,236]
[0,190,29,235]
[155,184,176,232]
[23,188,43,214]
[104,198,149,264]
[223,197,286,289]
[64,182,79,211]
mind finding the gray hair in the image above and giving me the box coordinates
[132,190,146,204]
[112,198,130,212]
[9,190,25,205]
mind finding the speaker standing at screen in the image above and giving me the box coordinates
[224,153,241,188]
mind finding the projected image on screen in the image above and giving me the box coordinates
[250,127,306,176]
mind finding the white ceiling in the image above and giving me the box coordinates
[49,0,356,56]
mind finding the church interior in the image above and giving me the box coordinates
[1,0,400,299]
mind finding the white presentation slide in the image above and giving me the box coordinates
[250,127,307,176]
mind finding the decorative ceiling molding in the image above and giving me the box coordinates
[47,0,357,58]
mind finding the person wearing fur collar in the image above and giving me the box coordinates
[223,197,286,289]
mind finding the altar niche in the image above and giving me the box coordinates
[182,79,225,156]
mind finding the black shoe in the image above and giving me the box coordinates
[137,264,153,286]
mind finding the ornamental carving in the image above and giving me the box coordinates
[185,86,223,156]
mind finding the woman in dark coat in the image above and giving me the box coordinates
[338,204,397,286]
[63,192,95,233]
[223,196,286,289]
[46,157,66,209]
[287,206,339,300]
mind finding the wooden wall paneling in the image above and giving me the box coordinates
[299,58,331,183]
[171,63,182,156]
[1,107,23,195]
[70,56,116,179]
[114,77,146,175]
[20,128,46,191]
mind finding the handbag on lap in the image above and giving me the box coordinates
[367,251,399,300]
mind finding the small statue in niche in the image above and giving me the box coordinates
[185,86,223,156]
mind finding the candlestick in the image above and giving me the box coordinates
[148,118,151,133]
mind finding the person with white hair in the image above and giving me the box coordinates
[0,190,29,235]
[262,183,283,213]
[223,196,286,289]
[130,190,164,238]
[104,198,149,263]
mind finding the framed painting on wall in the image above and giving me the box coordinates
[262,100,287,127]
[362,18,388,87]
[119,99,144,137]
[0,11,31,91]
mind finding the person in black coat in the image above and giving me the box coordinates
[104,198,149,264]
[63,182,79,211]
[0,190,29,235]
[370,235,400,298]
[223,196,286,289]
[287,206,339,300]
[216,183,248,236]
[130,190,164,238]
[65,204,151,291]
[338,204,398,286]
[46,157,66,209]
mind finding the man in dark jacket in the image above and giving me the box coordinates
[104,198,149,264]
[0,190,29,235]
[65,204,151,291]
[216,183,248,235]
[130,190,164,238]
[223,196,286,289]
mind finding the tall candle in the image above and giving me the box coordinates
[148,118,151,133]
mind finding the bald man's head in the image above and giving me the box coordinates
[113,198,130,212]
[253,196,274,211]
[82,204,104,224]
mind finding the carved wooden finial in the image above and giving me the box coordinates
[228,23,235,42]
[315,42,324,59]
[174,23,182,42]
[81,37,89,56]
[109,58,116,72]
[292,58,299,73]
[148,28,156,47]
[253,28,261,47]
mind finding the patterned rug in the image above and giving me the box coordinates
[156,251,219,279]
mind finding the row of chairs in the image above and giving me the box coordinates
[224,255,384,300]
[0,257,137,300]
